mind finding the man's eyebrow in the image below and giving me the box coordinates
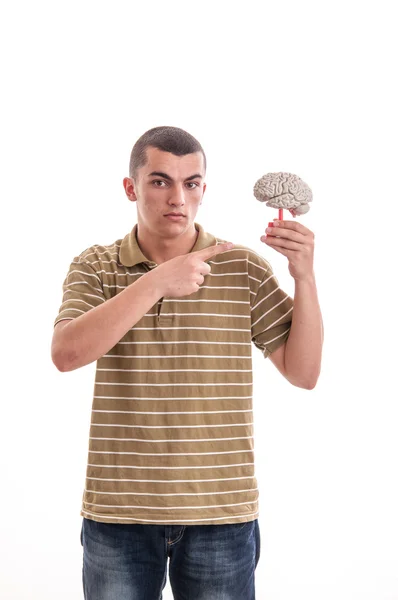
[147,171,203,181]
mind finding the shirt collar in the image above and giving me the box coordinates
[119,222,217,267]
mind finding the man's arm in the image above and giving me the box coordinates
[52,241,235,373]
[51,269,163,372]
[268,275,323,389]
[261,219,323,390]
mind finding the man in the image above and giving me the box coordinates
[52,125,323,599]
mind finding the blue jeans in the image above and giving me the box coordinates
[81,517,261,599]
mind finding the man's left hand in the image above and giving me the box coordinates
[260,220,315,282]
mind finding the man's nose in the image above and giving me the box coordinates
[169,184,186,205]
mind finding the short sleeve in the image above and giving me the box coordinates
[251,264,294,358]
[54,258,105,327]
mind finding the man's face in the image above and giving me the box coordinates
[125,146,206,236]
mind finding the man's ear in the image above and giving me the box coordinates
[123,177,137,202]
[200,182,206,204]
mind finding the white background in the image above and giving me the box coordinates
[1,0,397,598]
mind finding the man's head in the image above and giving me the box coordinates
[123,126,207,239]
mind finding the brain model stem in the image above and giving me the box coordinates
[268,208,283,228]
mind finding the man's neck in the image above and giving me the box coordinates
[136,225,199,265]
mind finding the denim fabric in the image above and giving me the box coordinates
[81,517,261,599]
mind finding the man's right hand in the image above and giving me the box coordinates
[155,242,235,298]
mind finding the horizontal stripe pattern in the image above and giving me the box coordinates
[54,222,293,525]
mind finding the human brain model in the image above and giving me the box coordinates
[253,172,312,219]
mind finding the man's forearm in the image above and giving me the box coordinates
[284,274,323,389]
[52,269,164,372]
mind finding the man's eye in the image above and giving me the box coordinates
[152,180,198,188]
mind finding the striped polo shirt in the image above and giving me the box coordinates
[54,221,293,525]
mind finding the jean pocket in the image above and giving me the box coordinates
[254,520,261,567]
[80,519,84,546]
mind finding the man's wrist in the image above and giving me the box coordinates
[293,272,316,286]
[143,266,167,299]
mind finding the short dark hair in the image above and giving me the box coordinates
[129,126,207,179]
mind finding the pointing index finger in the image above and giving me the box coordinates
[194,242,235,260]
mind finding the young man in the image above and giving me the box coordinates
[52,125,323,600]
